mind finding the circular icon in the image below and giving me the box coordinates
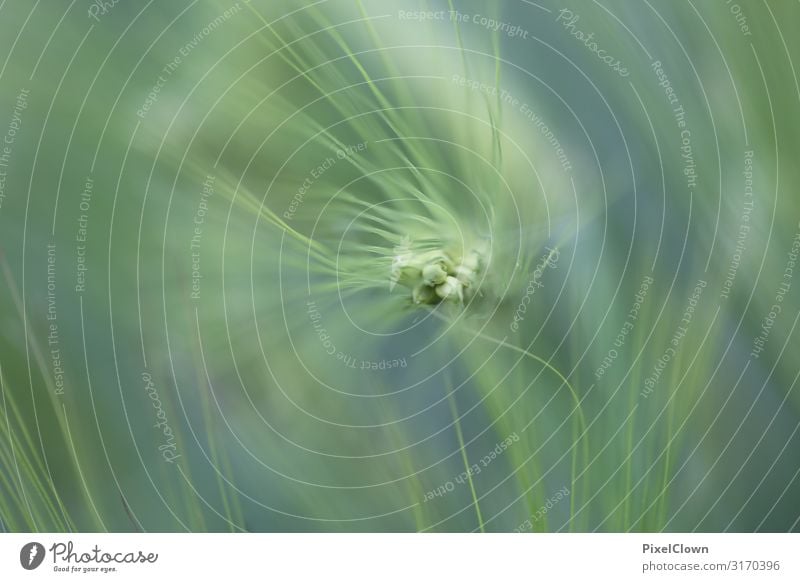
[19,542,46,570]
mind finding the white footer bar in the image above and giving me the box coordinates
[1,533,797,581]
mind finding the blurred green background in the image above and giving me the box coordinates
[1,0,799,532]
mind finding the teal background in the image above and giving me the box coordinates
[1,0,799,532]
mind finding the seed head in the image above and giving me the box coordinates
[388,239,487,306]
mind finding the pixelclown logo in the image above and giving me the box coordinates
[20,542,46,570]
